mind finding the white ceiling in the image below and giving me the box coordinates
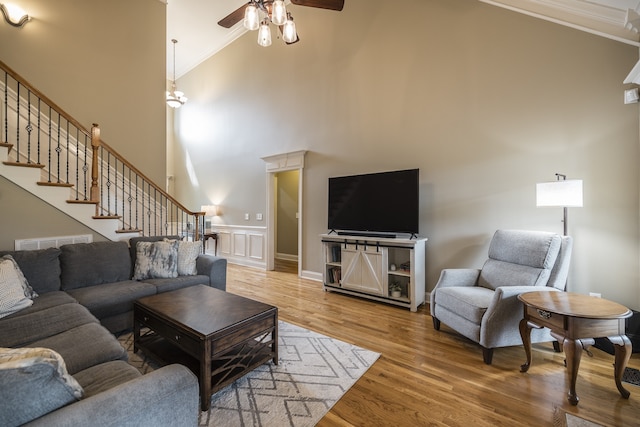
[166,0,640,80]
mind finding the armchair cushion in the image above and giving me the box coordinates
[478,230,561,290]
[434,286,494,324]
[478,259,549,290]
[487,229,561,269]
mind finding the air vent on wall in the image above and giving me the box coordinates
[15,234,93,250]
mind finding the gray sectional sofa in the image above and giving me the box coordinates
[0,237,227,426]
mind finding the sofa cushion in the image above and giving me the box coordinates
[0,347,83,427]
[73,360,141,398]
[66,280,156,320]
[133,241,179,280]
[0,255,37,319]
[0,301,97,348]
[143,274,210,293]
[60,242,131,290]
[27,322,128,375]
[7,290,77,317]
[0,248,61,294]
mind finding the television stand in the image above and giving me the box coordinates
[320,233,427,312]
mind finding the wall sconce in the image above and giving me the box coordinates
[201,205,220,217]
[1,3,30,27]
[536,173,583,235]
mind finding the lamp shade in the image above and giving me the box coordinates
[536,180,583,207]
[201,205,219,216]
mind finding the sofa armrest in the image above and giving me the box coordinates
[25,365,199,427]
[196,254,227,291]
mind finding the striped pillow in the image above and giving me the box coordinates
[0,255,37,319]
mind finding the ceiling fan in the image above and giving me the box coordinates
[218,0,344,46]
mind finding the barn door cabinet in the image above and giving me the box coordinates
[321,234,427,312]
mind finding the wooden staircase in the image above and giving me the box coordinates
[0,59,203,242]
[0,141,139,241]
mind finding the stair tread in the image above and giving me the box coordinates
[66,199,98,204]
[38,181,74,188]
[93,215,122,219]
[116,228,142,234]
[3,161,45,168]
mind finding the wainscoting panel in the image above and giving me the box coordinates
[210,225,266,269]
[249,233,264,260]
[233,233,247,257]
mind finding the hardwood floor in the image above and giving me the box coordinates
[226,263,640,426]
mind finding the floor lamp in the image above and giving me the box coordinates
[536,174,583,235]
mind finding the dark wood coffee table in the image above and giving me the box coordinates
[133,284,278,411]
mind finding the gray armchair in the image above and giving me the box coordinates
[430,229,573,364]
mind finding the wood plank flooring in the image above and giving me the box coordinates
[227,262,640,426]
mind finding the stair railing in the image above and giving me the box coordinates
[0,59,204,240]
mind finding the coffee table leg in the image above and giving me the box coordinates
[133,315,140,354]
[201,340,212,411]
[608,335,632,399]
[273,312,279,365]
[519,318,533,372]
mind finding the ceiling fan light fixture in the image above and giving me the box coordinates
[243,2,259,31]
[282,13,297,43]
[271,0,287,26]
[257,18,272,47]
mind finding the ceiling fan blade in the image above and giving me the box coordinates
[218,4,247,28]
[290,0,344,11]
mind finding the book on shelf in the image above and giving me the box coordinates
[331,245,341,262]
[327,266,341,284]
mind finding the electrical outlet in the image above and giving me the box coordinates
[256,213,263,221]
[589,292,601,298]
[244,213,249,221]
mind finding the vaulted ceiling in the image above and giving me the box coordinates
[166,0,640,79]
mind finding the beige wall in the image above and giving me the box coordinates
[0,0,166,248]
[0,0,166,183]
[173,0,638,309]
[0,177,108,248]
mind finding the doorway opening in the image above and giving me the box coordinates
[274,170,299,273]
[262,151,306,277]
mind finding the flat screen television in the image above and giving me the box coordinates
[328,168,419,237]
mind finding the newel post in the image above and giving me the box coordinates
[90,124,100,204]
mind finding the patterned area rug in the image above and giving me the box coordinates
[553,407,604,427]
[622,366,640,386]
[118,321,380,427]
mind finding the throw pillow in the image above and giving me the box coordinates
[0,255,38,319]
[0,347,84,426]
[164,238,201,276]
[133,241,179,280]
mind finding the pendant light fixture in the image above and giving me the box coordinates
[166,39,187,108]
[282,13,297,43]
[257,18,272,47]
